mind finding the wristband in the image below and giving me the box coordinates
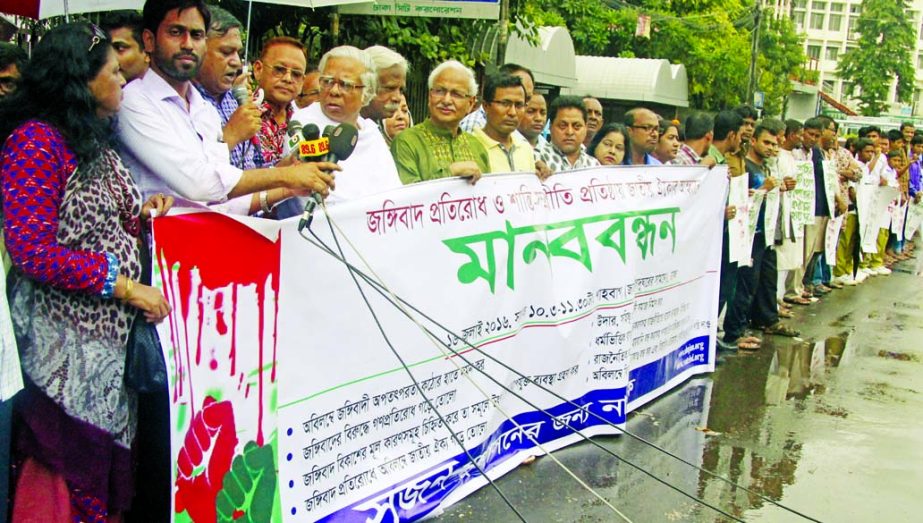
[123,278,135,301]
[260,190,271,214]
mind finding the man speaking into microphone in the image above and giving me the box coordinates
[281,45,400,215]
[119,0,338,217]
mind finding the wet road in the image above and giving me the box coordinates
[435,260,923,522]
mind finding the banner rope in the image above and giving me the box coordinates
[295,203,821,523]
[305,210,635,522]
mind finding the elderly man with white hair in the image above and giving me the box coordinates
[361,45,408,124]
[285,45,401,207]
[392,60,489,185]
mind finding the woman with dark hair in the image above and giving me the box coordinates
[588,123,629,166]
[653,118,681,164]
[0,23,172,521]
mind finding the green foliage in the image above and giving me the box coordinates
[837,0,916,116]
[757,15,806,116]
[210,0,806,113]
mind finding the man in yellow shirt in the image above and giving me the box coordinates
[472,74,535,174]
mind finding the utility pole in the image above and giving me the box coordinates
[496,0,510,66]
[746,3,762,107]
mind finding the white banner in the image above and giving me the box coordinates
[822,159,839,218]
[790,161,815,232]
[727,174,751,264]
[825,214,845,265]
[153,165,726,522]
[858,185,900,253]
[905,201,923,240]
[890,202,907,240]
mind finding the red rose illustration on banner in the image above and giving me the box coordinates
[175,396,239,522]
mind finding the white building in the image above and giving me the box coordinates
[765,0,923,117]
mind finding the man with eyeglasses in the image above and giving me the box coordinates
[361,45,408,125]
[295,69,321,109]
[392,60,489,184]
[253,37,307,165]
[0,42,26,99]
[623,107,662,165]
[471,74,535,174]
[283,45,399,209]
[193,6,262,171]
[119,0,337,217]
[459,62,534,136]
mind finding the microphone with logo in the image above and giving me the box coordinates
[298,123,358,231]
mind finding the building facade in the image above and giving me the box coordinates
[766,0,923,117]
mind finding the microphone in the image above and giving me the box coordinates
[298,123,359,231]
[287,120,305,152]
[231,84,250,106]
[296,123,329,162]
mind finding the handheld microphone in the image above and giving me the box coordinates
[286,120,305,152]
[231,84,250,107]
[297,123,329,162]
[298,123,359,231]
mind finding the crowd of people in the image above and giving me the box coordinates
[0,0,918,521]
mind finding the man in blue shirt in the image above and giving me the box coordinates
[623,107,663,166]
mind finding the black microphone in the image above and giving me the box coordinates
[298,123,359,231]
[286,120,305,152]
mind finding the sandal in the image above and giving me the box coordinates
[762,322,800,337]
[784,296,812,306]
[778,308,794,318]
[735,337,761,351]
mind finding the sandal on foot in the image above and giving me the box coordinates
[784,296,812,306]
[778,309,794,318]
[763,322,800,337]
[735,337,761,350]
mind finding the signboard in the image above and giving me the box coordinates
[339,0,500,19]
[153,165,725,522]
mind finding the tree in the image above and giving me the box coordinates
[757,14,807,116]
[837,0,916,116]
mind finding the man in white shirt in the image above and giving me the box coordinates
[283,45,401,211]
[119,0,337,217]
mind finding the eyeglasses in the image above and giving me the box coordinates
[489,100,526,111]
[630,124,659,134]
[318,75,365,94]
[269,64,305,82]
[430,87,471,101]
[87,23,107,53]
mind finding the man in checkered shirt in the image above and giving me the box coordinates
[534,96,600,173]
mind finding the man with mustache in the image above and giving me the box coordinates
[472,73,535,173]
[535,96,600,173]
[119,0,337,216]
[361,45,408,126]
[253,37,307,165]
[193,6,262,171]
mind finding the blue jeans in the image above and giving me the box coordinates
[812,253,831,285]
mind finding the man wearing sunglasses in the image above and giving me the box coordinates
[253,36,307,165]
[280,45,400,212]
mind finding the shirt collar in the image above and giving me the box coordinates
[141,69,202,108]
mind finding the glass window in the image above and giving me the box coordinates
[829,14,843,31]
[794,11,806,28]
[811,12,826,30]
[807,45,822,59]
[822,80,835,93]
[793,0,807,8]
[848,16,858,35]
[812,1,827,11]
[918,54,923,69]
[849,4,860,14]
[826,46,839,60]
[830,3,845,12]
